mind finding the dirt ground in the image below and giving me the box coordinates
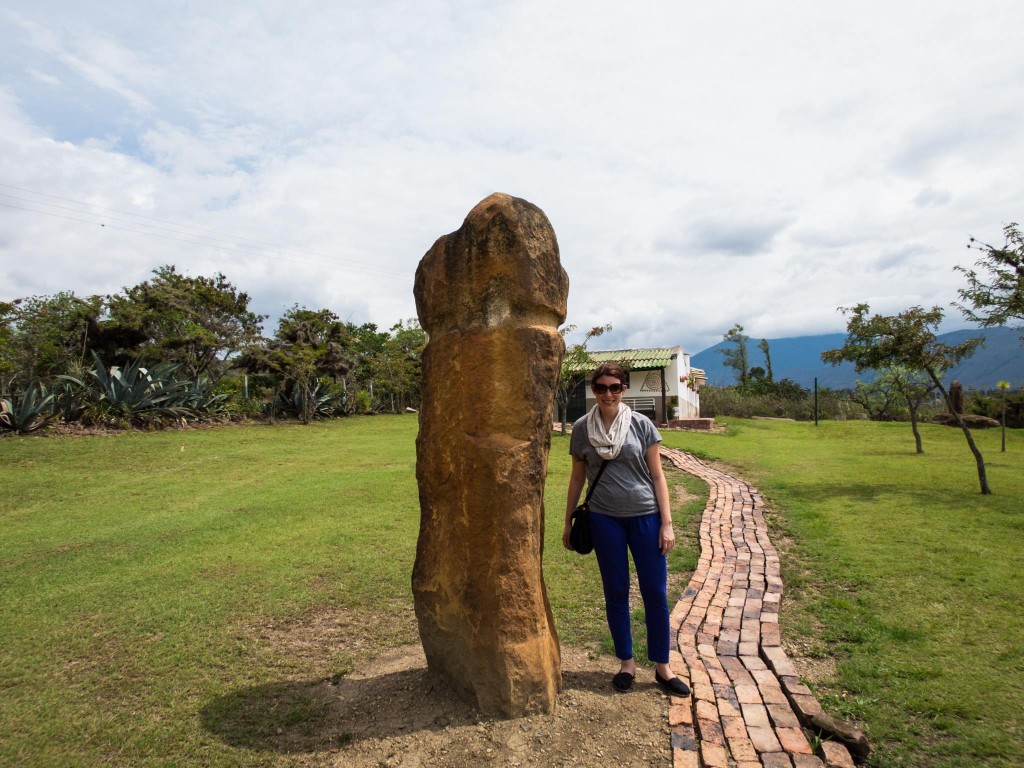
[325,644,674,768]
[198,458,742,767]
[207,611,680,768]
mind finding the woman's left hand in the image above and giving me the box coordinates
[659,523,676,555]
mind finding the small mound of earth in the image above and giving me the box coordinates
[205,643,675,767]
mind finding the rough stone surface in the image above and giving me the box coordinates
[412,193,569,717]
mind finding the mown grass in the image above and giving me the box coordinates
[1,418,704,767]
[662,418,1023,768]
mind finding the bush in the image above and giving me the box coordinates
[699,383,859,421]
[966,389,1024,428]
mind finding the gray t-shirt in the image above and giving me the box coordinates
[570,411,662,518]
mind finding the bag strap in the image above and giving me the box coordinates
[582,459,610,505]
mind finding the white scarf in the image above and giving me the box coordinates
[586,403,633,460]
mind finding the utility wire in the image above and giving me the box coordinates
[0,183,413,281]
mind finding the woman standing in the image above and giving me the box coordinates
[563,362,690,695]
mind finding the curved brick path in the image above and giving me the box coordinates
[660,447,866,768]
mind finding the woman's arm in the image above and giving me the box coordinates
[563,458,588,550]
[646,442,675,555]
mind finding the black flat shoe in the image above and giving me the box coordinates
[655,671,691,696]
[612,671,635,692]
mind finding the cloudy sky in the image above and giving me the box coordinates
[2,1,1022,353]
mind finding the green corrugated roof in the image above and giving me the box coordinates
[565,346,679,372]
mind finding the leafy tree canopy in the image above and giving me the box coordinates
[0,292,106,389]
[718,324,750,386]
[823,303,990,493]
[956,222,1024,336]
[821,304,981,375]
[108,265,266,380]
[555,323,611,429]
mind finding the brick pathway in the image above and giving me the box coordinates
[660,447,867,768]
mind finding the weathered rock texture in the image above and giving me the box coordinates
[412,193,569,717]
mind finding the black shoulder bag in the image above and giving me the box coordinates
[569,459,609,555]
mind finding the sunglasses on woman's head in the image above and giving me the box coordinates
[593,383,624,394]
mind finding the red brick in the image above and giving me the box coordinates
[761,623,782,646]
[777,727,813,754]
[721,716,747,739]
[763,647,798,677]
[693,682,716,702]
[673,747,700,768]
[735,684,762,704]
[740,702,770,728]
[780,676,813,697]
[695,700,718,721]
[747,725,783,753]
[821,741,856,768]
[698,717,725,745]
[741,655,768,671]
[792,755,826,768]
[708,667,732,686]
[790,694,824,720]
[688,668,711,687]
[716,695,742,719]
[759,684,790,706]
[727,736,758,762]
[700,742,730,768]
[669,704,692,726]
[766,703,801,728]
[761,753,795,768]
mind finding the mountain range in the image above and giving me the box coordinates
[690,326,1024,390]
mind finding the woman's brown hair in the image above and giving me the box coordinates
[591,362,628,387]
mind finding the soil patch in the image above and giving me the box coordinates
[208,610,677,767]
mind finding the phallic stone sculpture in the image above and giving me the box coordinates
[412,193,569,717]
[950,380,964,414]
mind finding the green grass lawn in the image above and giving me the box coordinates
[662,418,1023,768]
[0,417,704,767]
[3,417,1020,767]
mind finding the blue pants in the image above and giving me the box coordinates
[590,511,670,664]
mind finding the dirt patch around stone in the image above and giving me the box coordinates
[207,609,677,767]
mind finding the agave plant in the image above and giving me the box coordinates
[180,377,229,416]
[74,352,194,424]
[0,383,57,434]
[51,377,88,423]
[274,380,338,423]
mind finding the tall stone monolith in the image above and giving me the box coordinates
[412,193,569,717]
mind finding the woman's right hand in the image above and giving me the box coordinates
[562,521,573,550]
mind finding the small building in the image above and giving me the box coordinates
[563,346,705,424]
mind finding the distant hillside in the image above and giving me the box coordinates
[690,327,1024,390]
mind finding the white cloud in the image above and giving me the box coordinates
[1,1,1023,354]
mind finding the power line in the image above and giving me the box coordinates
[0,183,414,281]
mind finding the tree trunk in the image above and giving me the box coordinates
[909,403,924,454]
[927,368,991,494]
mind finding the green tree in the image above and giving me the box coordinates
[757,338,774,383]
[0,300,19,393]
[0,293,107,389]
[239,306,354,422]
[718,324,750,386]
[108,265,265,380]
[997,380,1010,453]
[848,376,903,422]
[823,304,989,493]
[556,323,611,433]
[361,319,426,412]
[880,366,938,454]
[956,222,1024,338]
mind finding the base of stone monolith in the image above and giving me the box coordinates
[412,193,568,717]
